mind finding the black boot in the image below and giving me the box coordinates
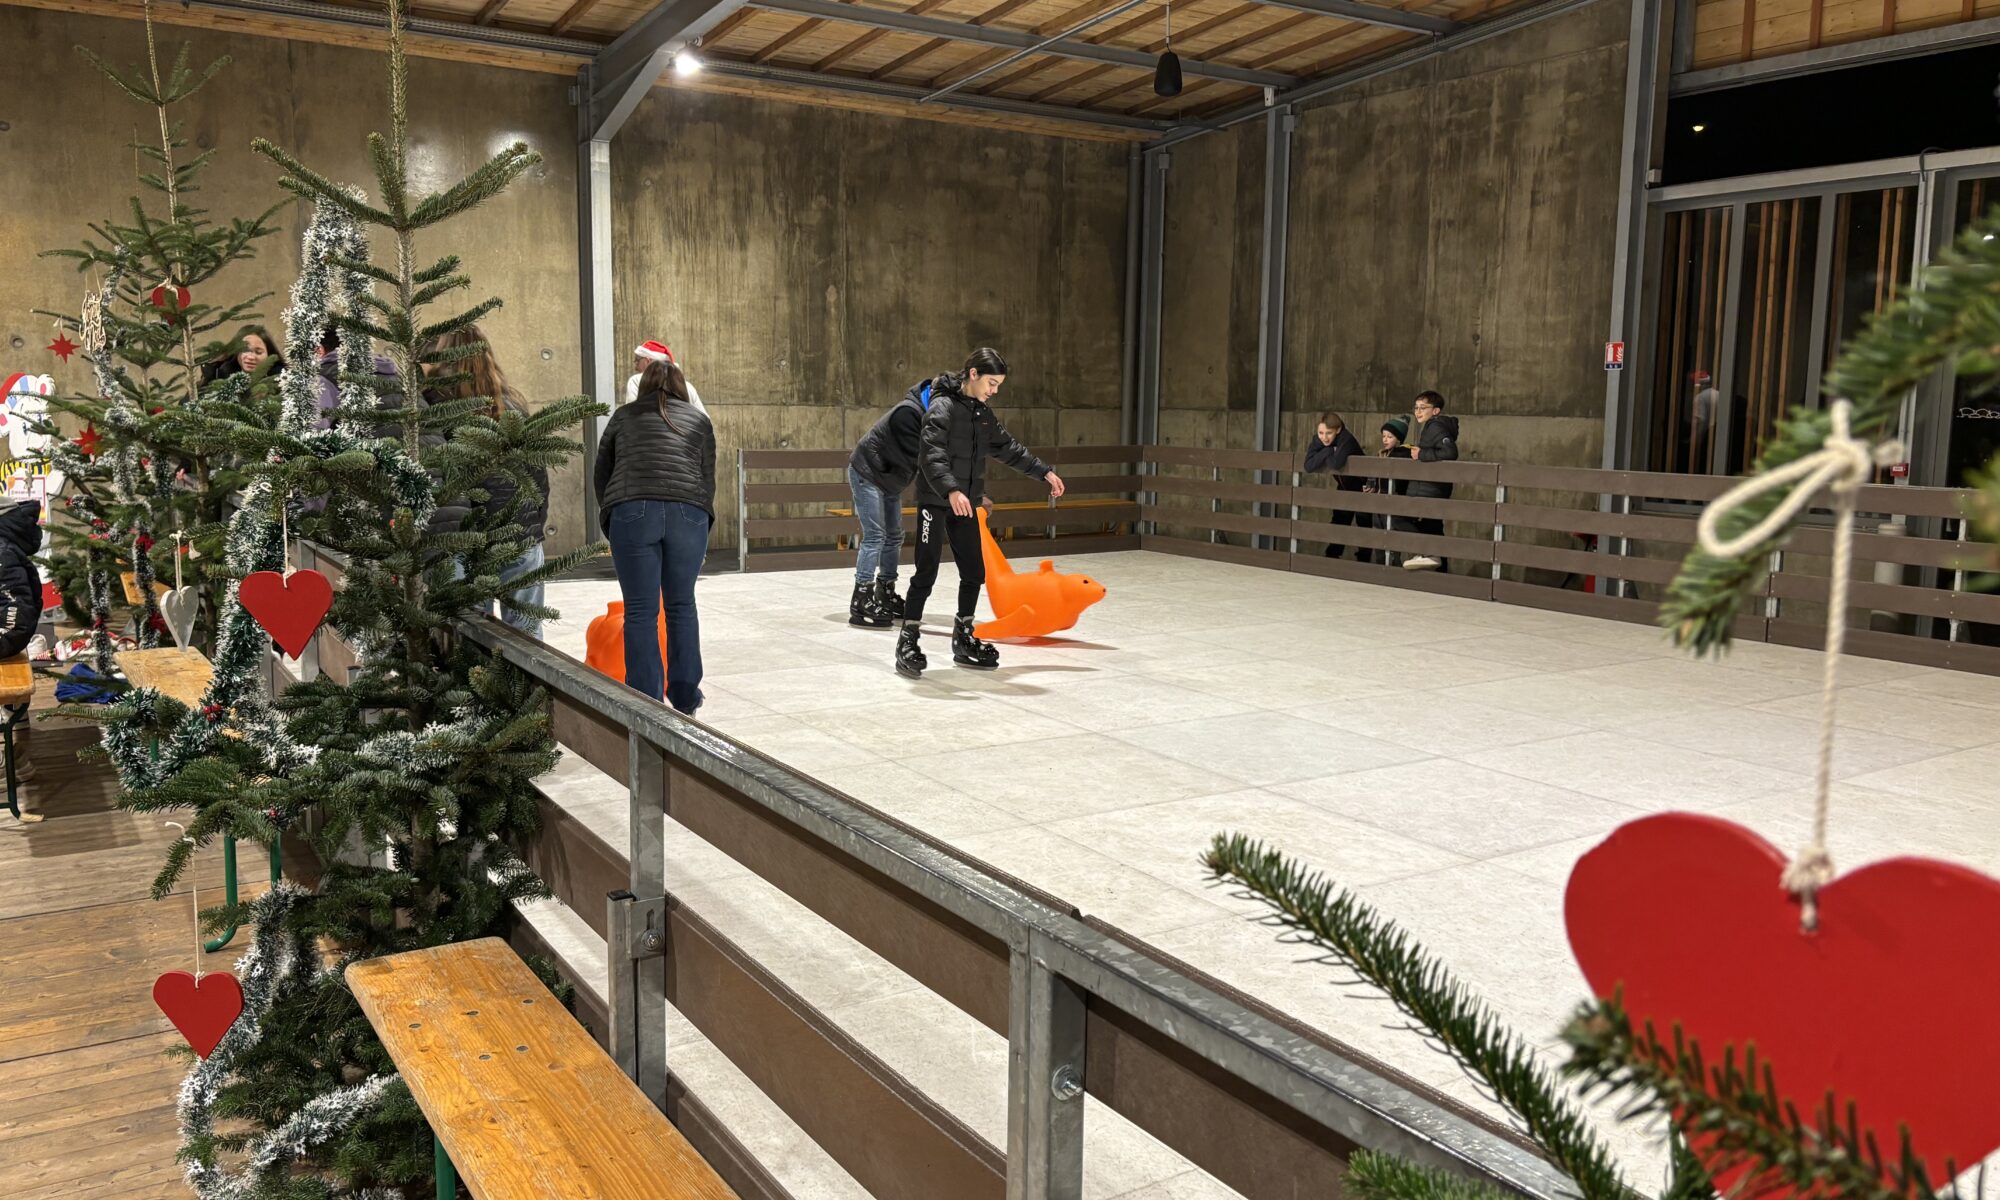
[849,582,891,628]
[895,623,927,679]
[951,616,999,670]
[875,579,905,621]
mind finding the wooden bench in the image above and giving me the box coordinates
[347,938,738,1200]
[826,496,1131,547]
[115,646,272,952]
[1,654,33,822]
[115,645,216,707]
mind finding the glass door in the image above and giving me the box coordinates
[1941,173,2000,489]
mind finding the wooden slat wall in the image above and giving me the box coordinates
[741,444,2000,675]
[1690,0,2000,66]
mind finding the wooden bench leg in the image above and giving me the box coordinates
[2,715,17,820]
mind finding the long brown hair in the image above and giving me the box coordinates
[424,323,521,417]
[639,359,690,432]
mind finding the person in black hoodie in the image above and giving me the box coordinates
[845,379,929,628]
[595,359,717,714]
[1303,411,1365,559]
[895,348,1064,679]
[0,498,41,790]
[1401,391,1460,572]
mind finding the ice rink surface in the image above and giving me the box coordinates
[526,551,2000,1199]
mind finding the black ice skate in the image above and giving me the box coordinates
[849,583,892,628]
[874,580,906,621]
[895,623,927,679]
[951,617,999,670]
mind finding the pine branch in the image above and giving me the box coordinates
[1203,834,1629,1200]
[1347,1150,1524,1200]
[1661,205,2000,655]
[1563,996,1948,1200]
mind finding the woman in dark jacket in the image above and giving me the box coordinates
[594,359,716,714]
[423,324,551,637]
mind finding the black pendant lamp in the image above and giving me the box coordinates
[1154,0,1183,97]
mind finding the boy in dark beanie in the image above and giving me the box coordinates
[1368,416,1413,568]
[895,348,1064,679]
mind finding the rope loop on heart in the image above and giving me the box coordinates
[1697,400,1902,933]
[165,820,201,982]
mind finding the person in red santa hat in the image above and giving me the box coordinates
[626,341,707,415]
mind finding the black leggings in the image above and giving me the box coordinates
[904,504,984,623]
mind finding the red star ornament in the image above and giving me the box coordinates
[47,334,79,363]
[74,424,103,457]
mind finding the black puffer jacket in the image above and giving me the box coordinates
[411,388,550,542]
[0,499,41,659]
[594,394,716,535]
[1304,427,1365,491]
[915,372,1049,507]
[850,379,929,493]
[1405,414,1460,500]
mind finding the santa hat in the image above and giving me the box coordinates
[635,340,676,364]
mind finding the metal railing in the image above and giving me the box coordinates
[405,602,1581,1200]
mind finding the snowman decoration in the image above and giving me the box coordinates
[0,373,64,524]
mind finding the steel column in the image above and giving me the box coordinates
[1005,934,1086,1200]
[609,736,670,1103]
[1137,150,1169,534]
[578,130,616,539]
[1137,150,1168,449]
[1711,200,1749,475]
[1800,189,1838,412]
[1253,106,1295,549]
[1120,147,1143,448]
[1601,0,1671,475]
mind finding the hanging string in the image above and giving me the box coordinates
[174,528,185,591]
[1695,399,1902,932]
[166,820,201,982]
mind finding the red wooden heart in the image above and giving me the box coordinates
[152,970,244,1059]
[1566,813,2000,1190]
[239,568,333,659]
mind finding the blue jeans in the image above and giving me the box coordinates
[449,542,546,639]
[848,465,903,586]
[498,542,546,639]
[606,499,709,712]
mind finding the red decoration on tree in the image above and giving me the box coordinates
[1566,813,2000,1196]
[150,281,192,313]
[46,334,79,363]
[152,970,243,1059]
[74,424,102,457]
[136,534,155,553]
[201,703,223,721]
[238,569,333,659]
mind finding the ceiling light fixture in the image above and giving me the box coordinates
[676,50,703,76]
[1154,0,1182,98]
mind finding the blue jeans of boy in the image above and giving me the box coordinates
[606,499,709,713]
[848,465,903,586]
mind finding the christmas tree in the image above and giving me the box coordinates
[80,0,603,1190]
[36,2,286,673]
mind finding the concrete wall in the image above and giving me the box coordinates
[610,88,1129,552]
[1,6,587,549]
[1158,0,1629,472]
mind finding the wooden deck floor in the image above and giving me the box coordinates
[0,677,276,1198]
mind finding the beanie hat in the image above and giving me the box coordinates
[635,340,675,364]
[1381,416,1409,442]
